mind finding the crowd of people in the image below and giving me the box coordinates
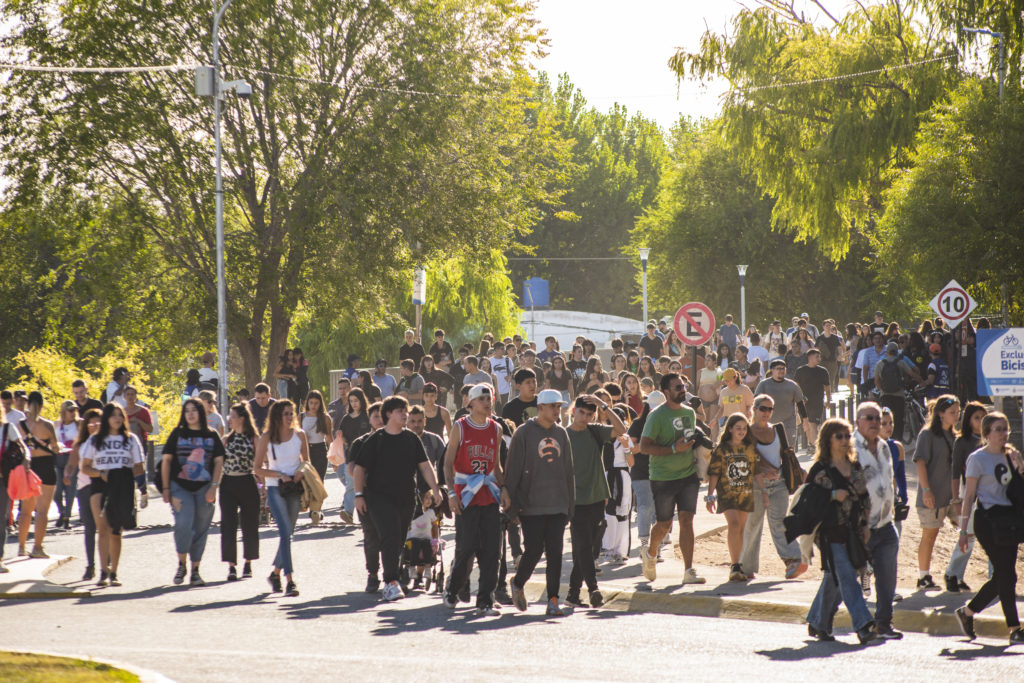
[0,312,1022,646]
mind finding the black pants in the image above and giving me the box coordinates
[497,514,523,589]
[308,442,328,483]
[879,393,905,443]
[968,508,1021,628]
[219,475,260,564]
[359,507,382,577]
[514,513,568,599]
[446,504,501,608]
[365,494,414,584]
[569,501,605,594]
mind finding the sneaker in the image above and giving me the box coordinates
[729,564,747,582]
[916,574,937,589]
[310,511,321,526]
[382,580,405,602]
[364,574,380,594]
[227,566,238,582]
[242,562,252,579]
[589,590,604,608]
[474,604,500,616]
[640,548,657,581]
[0,562,8,574]
[54,515,66,529]
[785,561,808,579]
[268,572,282,593]
[1010,628,1024,645]
[957,580,972,592]
[190,569,205,587]
[565,590,585,608]
[682,568,706,585]
[17,546,27,557]
[876,624,903,640]
[412,576,423,590]
[139,491,149,509]
[173,564,187,585]
[285,581,299,597]
[96,571,109,587]
[545,597,565,616]
[954,606,976,640]
[944,574,959,593]
[458,583,471,604]
[444,592,459,609]
[339,510,354,524]
[893,592,904,602]
[29,547,49,559]
[494,585,512,605]
[807,624,835,642]
[109,572,121,587]
[856,623,877,644]
[510,582,528,612]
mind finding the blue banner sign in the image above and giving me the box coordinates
[977,328,1024,396]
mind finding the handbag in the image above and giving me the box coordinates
[7,463,42,501]
[1,423,27,478]
[271,442,302,497]
[775,424,806,494]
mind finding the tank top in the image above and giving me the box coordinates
[266,431,302,486]
[424,406,446,438]
[755,430,782,469]
[453,416,500,506]
[56,421,78,450]
[302,414,326,444]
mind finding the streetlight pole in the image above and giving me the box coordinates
[212,0,234,415]
[640,248,650,334]
[737,265,748,332]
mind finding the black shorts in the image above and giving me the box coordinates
[651,474,700,521]
[805,404,825,424]
[89,476,106,495]
[30,455,57,487]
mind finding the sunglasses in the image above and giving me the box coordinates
[859,414,880,422]
[832,432,852,440]
[756,405,774,412]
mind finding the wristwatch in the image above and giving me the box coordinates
[354,492,364,498]
[704,494,716,503]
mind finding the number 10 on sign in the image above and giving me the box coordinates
[929,279,976,329]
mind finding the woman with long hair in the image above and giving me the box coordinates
[80,403,145,587]
[609,353,627,382]
[805,418,876,644]
[912,394,960,589]
[625,349,640,375]
[18,392,59,558]
[254,400,309,597]
[301,390,332,507]
[619,372,643,416]
[275,349,296,400]
[358,370,382,403]
[943,401,986,593]
[291,348,310,404]
[420,383,451,439]
[954,412,1024,644]
[579,357,607,395]
[717,343,734,371]
[220,402,260,581]
[419,355,454,408]
[337,388,370,523]
[54,400,80,529]
[637,356,660,385]
[546,354,575,405]
[885,322,901,341]
[706,413,763,581]
[64,409,101,579]
[161,398,225,587]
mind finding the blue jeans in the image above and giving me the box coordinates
[339,466,355,514]
[867,523,899,627]
[266,486,301,575]
[741,478,801,574]
[169,481,216,563]
[55,454,77,518]
[946,535,975,581]
[77,484,96,567]
[807,541,874,632]
[632,478,654,541]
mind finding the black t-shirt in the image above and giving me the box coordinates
[815,334,842,362]
[399,343,425,369]
[627,416,650,481]
[421,369,454,392]
[546,370,572,391]
[354,428,427,501]
[428,341,454,364]
[248,397,276,432]
[75,398,104,418]
[794,365,830,410]
[338,412,371,447]
[567,359,587,382]
[501,396,538,427]
[161,427,225,492]
[639,335,664,359]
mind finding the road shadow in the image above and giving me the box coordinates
[74,584,173,604]
[938,643,1021,660]
[170,593,270,612]
[755,638,876,660]
[279,591,387,620]
[371,601,560,636]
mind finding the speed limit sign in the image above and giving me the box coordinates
[929,279,977,329]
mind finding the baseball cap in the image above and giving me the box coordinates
[800,312,809,319]
[467,384,492,402]
[886,341,899,355]
[13,390,26,398]
[722,367,739,381]
[929,343,942,354]
[375,358,387,366]
[646,390,666,408]
[770,359,787,369]
[536,389,566,405]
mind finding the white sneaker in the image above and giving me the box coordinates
[641,548,657,581]
[139,491,149,509]
[682,568,706,585]
[382,581,405,601]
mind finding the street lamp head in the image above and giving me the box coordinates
[737,264,748,277]
[639,248,650,262]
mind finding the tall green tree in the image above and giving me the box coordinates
[509,74,667,317]
[672,0,959,257]
[1,0,559,386]
[633,119,876,327]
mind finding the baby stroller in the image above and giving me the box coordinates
[399,488,452,594]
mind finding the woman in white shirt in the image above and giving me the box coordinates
[254,400,310,597]
[80,404,145,587]
[301,391,331,525]
[65,409,102,580]
[54,401,80,530]
[601,406,635,564]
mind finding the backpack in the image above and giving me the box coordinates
[878,357,903,394]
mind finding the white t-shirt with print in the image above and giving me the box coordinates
[79,434,144,472]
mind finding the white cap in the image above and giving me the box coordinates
[646,390,666,408]
[467,384,492,402]
[537,389,567,405]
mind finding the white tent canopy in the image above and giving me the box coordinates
[520,310,643,350]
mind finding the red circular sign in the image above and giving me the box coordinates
[673,302,716,346]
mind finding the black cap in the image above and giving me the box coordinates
[13,390,27,398]
[770,359,787,369]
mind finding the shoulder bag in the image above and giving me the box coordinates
[775,423,806,494]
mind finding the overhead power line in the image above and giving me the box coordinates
[0,62,197,73]
[740,53,958,93]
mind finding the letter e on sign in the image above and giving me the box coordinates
[673,302,716,346]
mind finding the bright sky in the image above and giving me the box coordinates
[529,0,854,129]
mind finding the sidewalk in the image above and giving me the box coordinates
[0,554,90,598]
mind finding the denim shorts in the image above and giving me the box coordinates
[651,474,700,521]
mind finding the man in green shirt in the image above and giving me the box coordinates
[565,394,626,608]
[639,373,705,585]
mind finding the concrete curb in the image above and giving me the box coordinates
[523,580,1013,638]
[0,555,92,599]
[11,650,174,683]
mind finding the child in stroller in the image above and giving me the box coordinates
[400,488,452,593]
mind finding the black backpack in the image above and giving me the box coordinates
[878,357,903,394]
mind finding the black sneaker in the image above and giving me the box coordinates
[268,572,282,593]
[109,572,122,587]
[285,580,299,597]
[227,566,238,582]
[958,580,972,592]
[944,574,959,592]
[173,564,187,585]
[916,574,937,589]
[364,574,380,594]
[494,585,512,605]
[242,562,252,579]
[808,624,835,642]
[412,576,423,591]
[955,606,976,640]
[857,623,877,644]
[458,582,471,604]
[564,590,585,608]
[589,590,604,608]
[96,571,109,587]
[190,569,205,587]
[1010,629,1024,645]
[82,565,95,581]
[876,624,903,640]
